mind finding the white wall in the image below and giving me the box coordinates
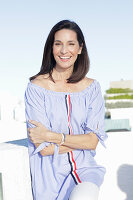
[0,132,133,200]
[108,108,133,129]
[0,92,25,122]
[0,143,33,200]
[106,99,133,103]
[96,131,133,200]
[0,121,27,143]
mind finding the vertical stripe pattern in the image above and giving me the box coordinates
[65,95,81,185]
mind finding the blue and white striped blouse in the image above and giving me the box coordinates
[24,79,108,200]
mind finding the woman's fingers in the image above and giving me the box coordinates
[41,144,55,156]
[29,120,42,127]
[27,128,31,132]
[27,120,49,144]
[27,128,35,142]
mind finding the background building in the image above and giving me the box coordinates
[110,79,133,89]
[104,80,133,131]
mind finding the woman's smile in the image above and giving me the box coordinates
[53,29,82,70]
[58,56,72,62]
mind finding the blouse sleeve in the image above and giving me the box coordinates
[24,83,51,156]
[83,81,108,147]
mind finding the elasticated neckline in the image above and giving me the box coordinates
[28,79,97,96]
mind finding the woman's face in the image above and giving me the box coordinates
[53,29,82,71]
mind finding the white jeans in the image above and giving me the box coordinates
[69,182,99,200]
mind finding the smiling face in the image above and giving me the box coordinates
[53,29,82,71]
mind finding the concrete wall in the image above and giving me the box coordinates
[96,131,133,200]
[0,143,33,200]
[108,108,133,129]
[0,132,133,200]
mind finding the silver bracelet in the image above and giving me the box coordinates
[60,133,65,145]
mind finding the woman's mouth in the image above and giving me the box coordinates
[59,56,71,62]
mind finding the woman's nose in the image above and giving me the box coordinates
[60,45,68,54]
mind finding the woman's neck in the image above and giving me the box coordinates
[52,66,73,82]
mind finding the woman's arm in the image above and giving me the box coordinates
[34,143,76,156]
[28,120,99,152]
[48,131,99,150]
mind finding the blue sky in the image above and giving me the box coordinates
[0,0,133,99]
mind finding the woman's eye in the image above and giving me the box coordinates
[69,43,75,46]
[55,43,61,46]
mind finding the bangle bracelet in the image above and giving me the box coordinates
[60,133,65,145]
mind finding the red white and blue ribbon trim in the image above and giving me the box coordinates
[65,94,81,185]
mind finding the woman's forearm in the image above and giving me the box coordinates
[48,131,99,150]
[59,145,76,154]
[34,143,76,156]
[28,120,98,150]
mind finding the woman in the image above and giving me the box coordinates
[25,20,107,200]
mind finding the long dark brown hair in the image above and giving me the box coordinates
[30,20,90,83]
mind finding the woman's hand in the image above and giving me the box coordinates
[40,143,55,156]
[28,120,49,144]
[35,143,75,156]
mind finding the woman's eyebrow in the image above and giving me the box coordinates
[54,40,76,42]
[54,40,61,42]
[68,40,76,42]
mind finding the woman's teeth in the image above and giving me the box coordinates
[59,56,71,59]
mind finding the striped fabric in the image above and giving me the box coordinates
[65,94,81,185]
[25,80,108,200]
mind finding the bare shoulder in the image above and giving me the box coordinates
[75,77,95,91]
[84,77,95,86]
[31,74,50,88]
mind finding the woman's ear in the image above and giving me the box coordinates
[78,43,83,54]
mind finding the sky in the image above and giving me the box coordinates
[0,0,133,99]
